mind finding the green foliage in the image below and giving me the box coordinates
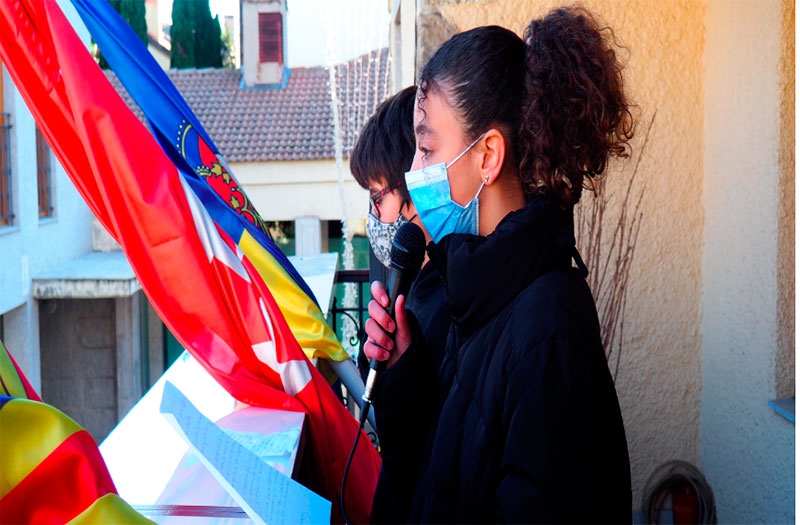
[169,0,195,69]
[97,0,146,70]
[170,0,222,69]
[205,15,223,68]
[221,23,236,68]
[120,0,148,45]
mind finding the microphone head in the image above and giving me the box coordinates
[390,222,426,274]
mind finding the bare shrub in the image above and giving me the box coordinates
[576,111,655,381]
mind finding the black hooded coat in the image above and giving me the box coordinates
[370,195,631,524]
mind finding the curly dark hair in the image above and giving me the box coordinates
[417,7,633,209]
[521,6,634,206]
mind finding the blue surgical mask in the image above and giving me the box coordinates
[406,134,486,243]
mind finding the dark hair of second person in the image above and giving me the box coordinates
[350,85,417,207]
[350,85,424,274]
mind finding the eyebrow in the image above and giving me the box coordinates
[415,123,432,139]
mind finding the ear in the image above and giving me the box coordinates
[477,128,506,185]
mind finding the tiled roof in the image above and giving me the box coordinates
[106,48,390,162]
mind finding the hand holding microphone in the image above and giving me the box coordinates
[362,222,426,404]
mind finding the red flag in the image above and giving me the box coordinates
[0,1,379,522]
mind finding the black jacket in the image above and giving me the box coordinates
[371,195,631,524]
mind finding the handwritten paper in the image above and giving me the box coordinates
[160,381,331,524]
[223,428,301,458]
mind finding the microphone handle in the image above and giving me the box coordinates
[363,265,405,403]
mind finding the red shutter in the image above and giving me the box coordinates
[0,119,9,225]
[258,12,282,64]
[36,127,52,218]
[0,64,8,225]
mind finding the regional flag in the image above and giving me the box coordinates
[0,342,151,524]
[0,340,40,401]
[0,1,379,523]
[0,396,153,524]
[70,0,349,364]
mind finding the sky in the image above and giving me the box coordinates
[158,0,390,68]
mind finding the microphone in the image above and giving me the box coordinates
[362,222,426,405]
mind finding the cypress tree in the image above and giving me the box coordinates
[205,14,223,68]
[120,0,148,45]
[169,0,196,69]
[170,0,222,69]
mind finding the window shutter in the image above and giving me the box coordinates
[0,113,11,226]
[258,12,282,64]
[36,127,52,218]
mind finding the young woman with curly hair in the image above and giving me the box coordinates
[364,6,634,523]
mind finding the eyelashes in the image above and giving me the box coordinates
[418,146,431,160]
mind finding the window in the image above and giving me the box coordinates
[258,12,282,64]
[0,64,11,227]
[36,126,53,218]
[0,112,11,227]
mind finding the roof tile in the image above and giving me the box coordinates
[106,48,389,162]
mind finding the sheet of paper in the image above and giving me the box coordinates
[160,381,331,524]
[223,428,301,458]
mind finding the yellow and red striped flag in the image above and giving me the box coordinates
[0,341,151,524]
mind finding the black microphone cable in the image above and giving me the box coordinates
[339,222,425,525]
[340,401,372,525]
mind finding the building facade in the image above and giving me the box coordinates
[2,0,392,443]
[0,1,152,442]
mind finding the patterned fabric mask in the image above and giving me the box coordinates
[367,212,410,268]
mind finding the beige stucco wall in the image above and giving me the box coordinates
[776,0,795,403]
[424,0,794,520]
[231,159,368,222]
[701,0,794,522]
[434,0,706,510]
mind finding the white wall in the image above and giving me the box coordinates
[0,89,94,386]
[285,0,390,67]
[0,91,94,315]
[232,159,368,222]
[700,0,794,522]
[0,0,95,389]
